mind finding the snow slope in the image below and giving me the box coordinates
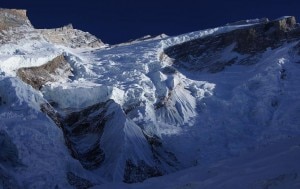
[0,77,103,188]
[94,137,300,189]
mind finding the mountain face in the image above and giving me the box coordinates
[0,9,32,30]
[0,8,300,188]
[39,24,105,48]
[164,16,298,72]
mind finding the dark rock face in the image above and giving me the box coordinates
[40,103,64,128]
[0,130,21,189]
[164,16,300,73]
[232,16,296,53]
[123,160,162,183]
[161,66,177,75]
[144,134,180,170]
[41,99,178,182]
[0,170,20,189]
[41,100,116,170]
[63,101,115,170]
[0,96,6,106]
[66,172,94,189]
[17,55,72,90]
[0,8,32,30]
[0,130,20,166]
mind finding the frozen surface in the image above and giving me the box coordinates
[42,81,125,109]
[0,77,102,188]
[0,18,299,188]
[94,137,300,189]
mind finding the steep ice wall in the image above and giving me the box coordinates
[42,81,124,110]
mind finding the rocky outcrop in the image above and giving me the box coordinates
[163,16,300,73]
[144,134,180,171]
[41,100,110,170]
[0,8,105,48]
[123,160,162,183]
[0,8,32,30]
[41,98,177,183]
[39,24,105,48]
[17,55,72,90]
[62,101,111,170]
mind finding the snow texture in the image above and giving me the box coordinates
[0,13,299,188]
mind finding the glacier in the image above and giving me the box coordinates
[0,8,300,188]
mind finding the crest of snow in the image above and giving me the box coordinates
[160,23,259,49]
